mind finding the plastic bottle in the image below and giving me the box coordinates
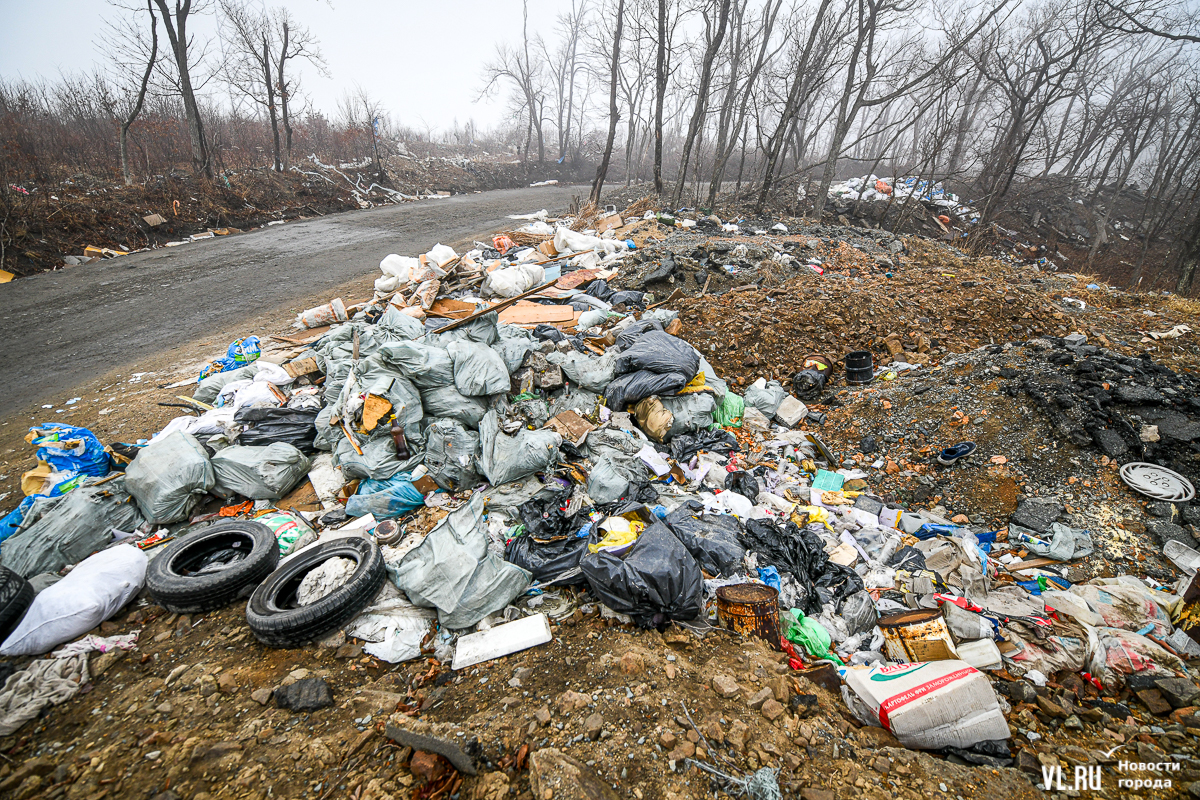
[390,418,410,459]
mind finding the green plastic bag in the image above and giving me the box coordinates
[711,391,745,429]
[784,608,842,664]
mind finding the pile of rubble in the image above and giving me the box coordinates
[3,199,1200,799]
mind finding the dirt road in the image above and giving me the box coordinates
[0,184,576,417]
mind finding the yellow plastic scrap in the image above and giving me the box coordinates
[820,491,853,506]
[792,506,834,531]
[800,459,817,474]
[588,516,646,554]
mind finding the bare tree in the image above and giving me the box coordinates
[542,1,589,162]
[591,0,627,203]
[673,0,732,205]
[104,1,160,185]
[153,0,212,177]
[481,1,549,164]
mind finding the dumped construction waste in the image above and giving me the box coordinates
[4,196,1200,800]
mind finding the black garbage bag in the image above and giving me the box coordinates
[614,332,700,378]
[532,325,568,343]
[725,471,760,501]
[889,545,927,572]
[740,518,862,615]
[614,319,664,350]
[663,500,746,576]
[517,484,590,542]
[583,279,615,301]
[235,407,321,453]
[505,534,589,585]
[581,521,704,628]
[608,291,646,308]
[668,429,740,462]
[605,370,689,410]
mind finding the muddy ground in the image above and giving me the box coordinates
[3,206,1200,799]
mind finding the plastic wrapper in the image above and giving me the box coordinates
[391,494,531,629]
[482,263,545,298]
[424,420,482,490]
[25,424,111,495]
[712,392,744,428]
[235,407,321,453]
[605,370,689,410]
[614,332,699,379]
[785,608,840,662]
[663,500,745,576]
[124,431,215,524]
[346,473,425,518]
[477,411,562,485]
[0,545,147,656]
[211,443,311,500]
[743,379,787,417]
[0,476,145,577]
[419,385,488,429]
[517,484,589,541]
[1012,522,1094,562]
[580,521,704,627]
[1087,626,1186,689]
[377,341,455,388]
[446,340,511,397]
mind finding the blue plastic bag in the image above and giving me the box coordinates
[346,473,425,519]
[0,495,40,544]
[199,336,262,379]
[757,565,781,592]
[27,424,110,495]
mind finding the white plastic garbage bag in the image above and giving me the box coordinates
[1,544,148,656]
[377,254,418,294]
[481,263,545,298]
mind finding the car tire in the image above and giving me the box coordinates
[0,567,35,643]
[246,537,384,648]
[146,521,279,613]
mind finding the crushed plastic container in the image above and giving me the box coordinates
[841,660,1011,749]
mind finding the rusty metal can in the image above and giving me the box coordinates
[878,607,959,663]
[716,584,781,650]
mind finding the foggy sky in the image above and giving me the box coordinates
[0,0,569,133]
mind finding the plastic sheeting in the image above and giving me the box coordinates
[482,263,545,298]
[0,476,145,578]
[1,544,147,656]
[477,411,562,485]
[659,393,717,440]
[424,420,481,491]
[505,534,589,585]
[605,371,690,410]
[211,443,311,500]
[741,518,864,615]
[194,363,260,405]
[391,494,531,629]
[581,520,703,627]
[125,431,215,524]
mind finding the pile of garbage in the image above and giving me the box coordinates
[2,201,1200,788]
[826,175,979,226]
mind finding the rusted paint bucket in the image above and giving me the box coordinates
[878,607,959,663]
[716,584,780,649]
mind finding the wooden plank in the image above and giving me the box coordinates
[1005,557,1069,573]
[283,356,320,379]
[427,298,478,319]
[361,394,392,432]
[427,278,560,336]
[498,302,576,325]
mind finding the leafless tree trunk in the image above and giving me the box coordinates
[120,1,158,186]
[154,0,212,177]
[591,0,626,204]
[652,0,668,195]
[673,0,732,206]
